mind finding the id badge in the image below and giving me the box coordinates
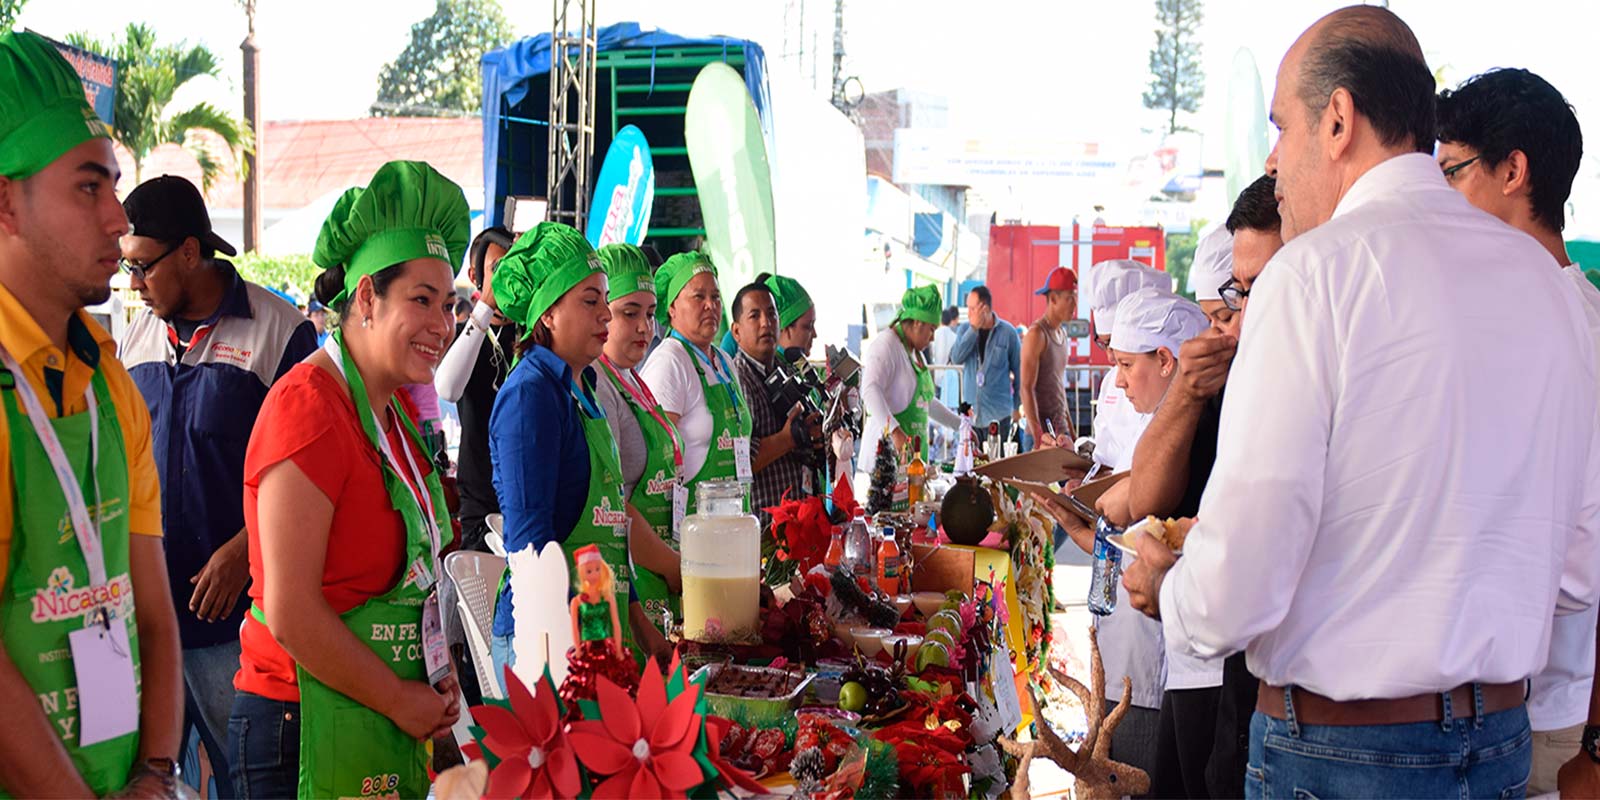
[672,483,688,541]
[70,610,139,747]
[410,556,436,592]
[421,593,450,686]
[733,436,753,483]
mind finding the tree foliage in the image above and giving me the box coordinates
[1141,0,1205,135]
[372,0,514,118]
[233,252,318,302]
[66,24,253,189]
[1,0,28,32]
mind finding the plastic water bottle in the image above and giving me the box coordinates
[843,511,874,578]
[1088,516,1123,616]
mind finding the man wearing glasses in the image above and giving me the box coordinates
[117,174,317,790]
[1437,67,1600,799]
[1122,8,1600,796]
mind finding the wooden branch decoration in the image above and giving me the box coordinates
[998,626,1151,800]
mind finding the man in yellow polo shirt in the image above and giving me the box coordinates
[0,32,183,798]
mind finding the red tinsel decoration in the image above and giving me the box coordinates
[558,639,639,720]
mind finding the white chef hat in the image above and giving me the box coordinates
[1189,226,1234,302]
[1088,259,1173,334]
[1109,287,1210,356]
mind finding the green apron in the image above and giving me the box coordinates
[892,324,935,461]
[599,358,684,630]
[253,332,454,800]
[672,333,754,513]
[0,363,139,798]
[565,376,635,655]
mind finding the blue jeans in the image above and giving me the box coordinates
[490,634,516,696]
[226,692,300,800]
[1245,692,1532,799]
[183,640,241,766]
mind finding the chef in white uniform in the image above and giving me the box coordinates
[1086,259,1173,474]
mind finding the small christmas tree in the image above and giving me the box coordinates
[867,436,898,515]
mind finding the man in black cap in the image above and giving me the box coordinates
[118,174,317,786]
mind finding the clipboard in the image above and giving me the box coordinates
[1000,470,1129,523]
[973,445,1092,484]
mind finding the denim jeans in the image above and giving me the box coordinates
[1245,690,1533,799]
[490,634,516,696]
[226,691,300,800]
[183,640,242,759]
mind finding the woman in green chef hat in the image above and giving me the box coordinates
[858,284,962,485]
[638,252,755,512]
[486,224,667,689]
[590,243,686,639]
[233,161,463,799]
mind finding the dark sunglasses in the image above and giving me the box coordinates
[119,242,181,281]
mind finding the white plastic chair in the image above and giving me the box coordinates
[484,513,507,557]
[444,550,507,701]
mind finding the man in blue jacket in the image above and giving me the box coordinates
[950,285,1021,444]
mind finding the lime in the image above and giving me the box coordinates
[924,628,956,651]
[838,681,867,712]
[916,641,951,671]
[928,610,963,637]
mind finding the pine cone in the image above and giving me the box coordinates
[790,747,828,783]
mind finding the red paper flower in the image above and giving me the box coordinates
[763,491,834,573]
[704,716,769,793]
[474,666,582,799]
[567,659,706,799]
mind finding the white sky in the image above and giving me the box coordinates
[18,0,1600,227]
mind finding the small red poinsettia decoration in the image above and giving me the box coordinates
[568,659,705,798]
[763,491,834,572]
[474,666,582,799]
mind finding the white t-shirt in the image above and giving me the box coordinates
[1530,264,1600,731]
[638,337,736,479]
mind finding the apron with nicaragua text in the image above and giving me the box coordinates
[0,350,140,798]
[599,357,684,631]
[249,332,453,799]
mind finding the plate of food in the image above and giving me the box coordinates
[1108,516,1188,558]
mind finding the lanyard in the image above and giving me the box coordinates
[570,371,604,420]
[0,344,108,589]
[669,329,741,410]
[322,337,441,566]
[599,355,683,471]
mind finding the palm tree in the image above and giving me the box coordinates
[66,24,253,189]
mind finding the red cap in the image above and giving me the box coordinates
[1034,266,1078,295]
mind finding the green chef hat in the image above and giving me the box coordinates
[763,274,813,329]
[0,32,112,180]
[492,221,603,327]
[313,160,470,307]
[897,284,942,326]
[596,243,655,304]
[654,251,717,326]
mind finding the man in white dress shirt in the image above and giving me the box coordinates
[1437,66,1600,798]
[1122,7,1600,797]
